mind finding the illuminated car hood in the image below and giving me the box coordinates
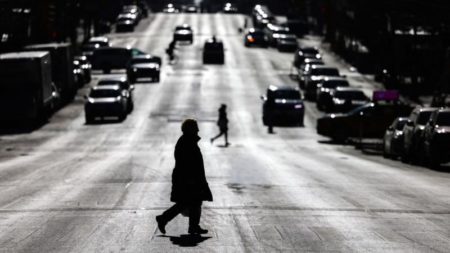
[89,98,119,103]
[132,63,159,69]
[435,126,450,134]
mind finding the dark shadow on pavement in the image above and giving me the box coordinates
[157,234,211,247]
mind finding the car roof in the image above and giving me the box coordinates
[98,77,128,84]
[413,106,439,113]
[89,37,109,43]
[92,85,121,91]
[335,87,363,92]
[268,85,299,92]
[176,24,191,29]
[311,65,338,70]
[322,76,347,82]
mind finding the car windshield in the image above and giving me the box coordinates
[205,43,223,50]
[322,80,349,88]
[335,91,366,100]
[273,90,301,99]
[90,89,120,98]
[99,81,129,89]
[301,48,318,55]
[176,26,190,31]
[347,103,373,115]
[417,111,433,125]
[436,112,450,126]
[131,58,153,64]
[396,119,408,130]
[311,68,339,76]
[249,31,265,37]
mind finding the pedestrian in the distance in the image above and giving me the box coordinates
[210,104,229,146]
[156,119,213,235]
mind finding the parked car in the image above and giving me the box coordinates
[261,85,305,127]
[244,28,268,47]
[91,47,146,73]
[296,58,324,85]
[223,3,238,13]
[84,85,129,123]
[316,77,349,111]
[127,54,161,83]
[73,55,92,84]
[81,37,110,60]
[97,77,134,112]
[163,3,179,13]
[303,66,340,100]
[184,5,198,13]
[317,102,412,142]
[383,117,410,158]
[116,14,137,33]
[327,87,370,113]
[203,37,224,64]
[293,47,321,69]
[264,23,291,47]
[276,34,298,52]
[173,24,193,44]
[401,107,438,163]
[422,108,450,168]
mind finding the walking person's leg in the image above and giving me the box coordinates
[224,130,229,145]
[210,131,224,144]
[188,201,208,234]
[156,202,186,234]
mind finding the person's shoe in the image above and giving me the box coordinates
[210,138,214,144]
[156,215,166,234]
[188,226,208,234]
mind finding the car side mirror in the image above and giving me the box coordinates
[341,75,347,78]
[260,95,266,101]
[130,85,135,90]
[83,95,88,99]
[406,120,414,126]
[387,126,394,131]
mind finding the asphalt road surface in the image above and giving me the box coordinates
[0,14,449,252]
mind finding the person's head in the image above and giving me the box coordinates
[181,118,199,136]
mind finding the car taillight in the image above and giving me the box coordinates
[247,36,255,43]
[295,104,303,109]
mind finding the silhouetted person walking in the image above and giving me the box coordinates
[210,104,229,146]
[156,119,213,235]
[166,40,176,63]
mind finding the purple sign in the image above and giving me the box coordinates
[372,90,399,101]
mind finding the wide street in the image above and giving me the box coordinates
[0,14,449,252]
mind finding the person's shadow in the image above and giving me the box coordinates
[157,234,211,247]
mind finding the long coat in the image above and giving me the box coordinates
[170,135,213,203]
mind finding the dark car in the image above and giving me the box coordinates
[84,85,128,123]
[91,47,145,73]
[173,24,193,44]
[244,28,268,47]
[316,77,349,111]
[74,55,92,83]
[116,13,137,33]
[401,107,438,163]
[127,54,161,83]
[261,85,305,127]
[423,108,450,168]
[264,23,291,47]
[163,3,179,13]
[293,47,321,69]
[328,87,370,113]
[97,77,134,112]
[223,3,238,13]
[81,37,110,60]
[276,34,298,52]
[184,5,198,13]
[203,38,224,64]
[317,102,413,142]
[383,117,410,158]
[303,66,340,100]
[296,58,324,84]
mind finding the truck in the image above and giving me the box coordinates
[0,51,55,123]
[25,43,76,104]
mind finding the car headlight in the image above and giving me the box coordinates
[295,104,303,109]
[333,99,345,105]
[116,96,122,102]
[87,98,95,103]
